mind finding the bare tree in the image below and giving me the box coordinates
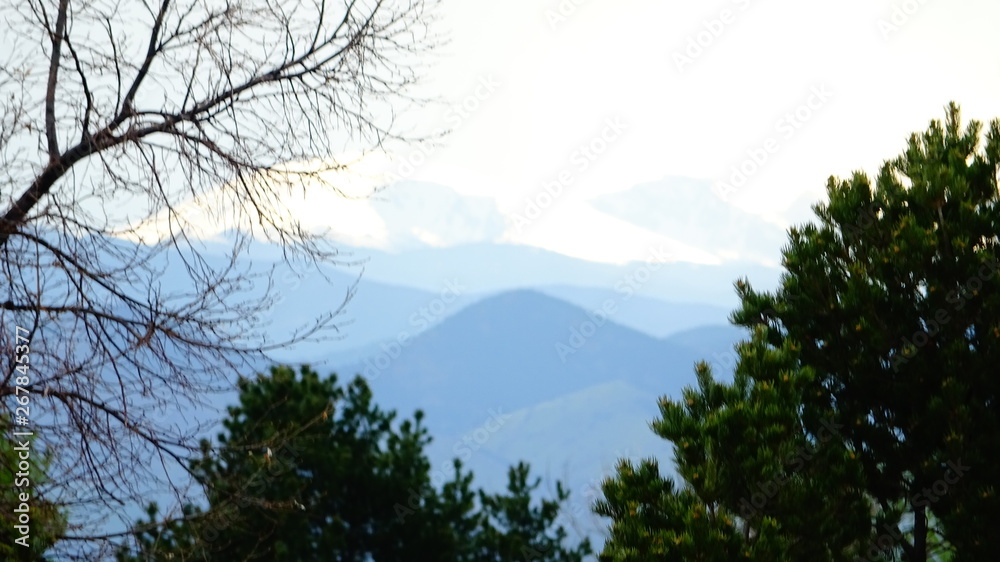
[0,0,441,557]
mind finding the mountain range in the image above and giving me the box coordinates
[313,288,749,548]
[95,174,795,551]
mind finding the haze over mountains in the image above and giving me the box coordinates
[184,176,795,283]
[177,175,793,366]
[138,174,794,548]
[187,176,787,539]
[307,286,751,547]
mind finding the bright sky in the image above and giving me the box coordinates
[133,0,1000,266]
[347,0,1000,263]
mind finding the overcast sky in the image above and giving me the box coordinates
[322,0,997,263]
[142,1,1000,266]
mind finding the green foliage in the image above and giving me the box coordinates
[472,461,593,561]
[117,365,590,561]
[595,328,871,561]
[597,103,999,561]
[0,414,67,561]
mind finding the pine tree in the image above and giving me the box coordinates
[596,103,999,561]
[595,326,871,561]
[117,365,591,561]
[471,461,593,561]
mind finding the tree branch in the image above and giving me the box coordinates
[45,0,70,159]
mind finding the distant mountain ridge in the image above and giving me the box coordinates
[148,281,746,554]
[137,228,763,552]
[335,289,722,434]
[95,176,787,552]
[317,288,748,550]
[186,229,778,360]
[317,241,781,308]
[536,284,734,338]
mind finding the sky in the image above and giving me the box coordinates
[337,0,1000,263]
[135,0,1000,267]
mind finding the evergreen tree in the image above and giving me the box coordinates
[596,103,998,561]
[470,461,593,561]
[595,326,872,561]
[117,365,590,561]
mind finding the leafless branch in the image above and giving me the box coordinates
[0,0,443,557]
